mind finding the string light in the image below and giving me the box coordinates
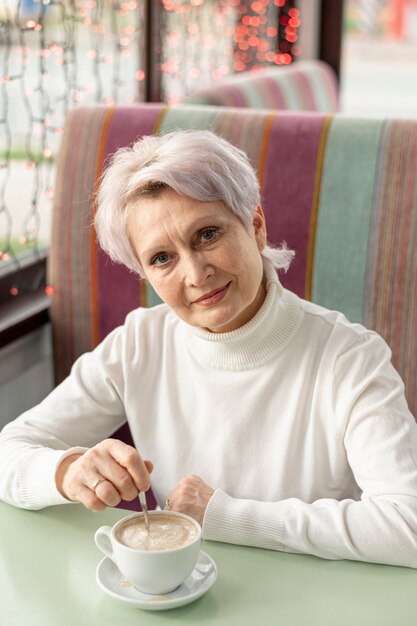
[160,0,301,102]
[278,1,300,62]
[0,0,145,297]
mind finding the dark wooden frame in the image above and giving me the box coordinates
[319,0,344,80]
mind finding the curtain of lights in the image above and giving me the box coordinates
[0,0,146,285]
[0,0,299,297]
[160,0,300,102]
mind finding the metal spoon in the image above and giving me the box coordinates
[139,491,150,532]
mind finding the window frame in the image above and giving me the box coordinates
[0,251,49,347]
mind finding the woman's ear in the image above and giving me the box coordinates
[253,206,267,251]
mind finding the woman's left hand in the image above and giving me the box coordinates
[164,474,214,526]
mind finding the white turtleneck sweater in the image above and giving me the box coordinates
[1,261,417,568]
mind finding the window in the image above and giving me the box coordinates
[0,0,302,313]
[341,0,417,117]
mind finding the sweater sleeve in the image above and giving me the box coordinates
[0,322,131,510]
[202,332,417,568]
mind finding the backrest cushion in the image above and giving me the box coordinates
[50,104,417,417]
[183,60,339,112]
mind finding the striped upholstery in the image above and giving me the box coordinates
[183,60,339,112]
[50,105,417,424]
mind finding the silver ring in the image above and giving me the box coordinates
[91,477,106,491]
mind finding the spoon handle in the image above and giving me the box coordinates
[139,491,150,532]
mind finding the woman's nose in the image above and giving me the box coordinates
[182,253,214,287]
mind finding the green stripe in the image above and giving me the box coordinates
[312,117,384,323]
[236,70,299,109]
[274,74,302,110]
[146,283,164,307]
[158,105,220,134]
[235,80,272,108]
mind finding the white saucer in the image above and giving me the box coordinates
[95,550,218,611]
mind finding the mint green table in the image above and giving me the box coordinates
[1,500,417,626]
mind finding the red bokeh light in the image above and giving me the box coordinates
[286,32,297,43]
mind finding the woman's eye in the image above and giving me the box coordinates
[199,227,220,243]
[151,252,171,266]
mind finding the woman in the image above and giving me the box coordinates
[1,129,417,568]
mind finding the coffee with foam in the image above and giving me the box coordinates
[115,513,199,551]
[96,511,202,594]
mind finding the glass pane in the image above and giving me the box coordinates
[341,0,417,117]
[0,0,145,270]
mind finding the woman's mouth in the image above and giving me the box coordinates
[192,283,230,306]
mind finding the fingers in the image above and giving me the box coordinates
[57,439,153,512]
[77,484,107,512]
[103,439,151,492]
[87,446,139,502]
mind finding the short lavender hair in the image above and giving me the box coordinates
[95,129,294,277]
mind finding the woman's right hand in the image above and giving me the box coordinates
[55,439,153,512]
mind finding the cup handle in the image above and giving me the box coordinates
[94,526,114,561]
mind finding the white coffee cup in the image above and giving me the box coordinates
[95,511,201,595]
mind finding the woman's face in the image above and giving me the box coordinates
[128,188,267,333]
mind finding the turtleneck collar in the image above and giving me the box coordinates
[182,258,304,370]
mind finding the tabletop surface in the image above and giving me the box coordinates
[1,500,417,626]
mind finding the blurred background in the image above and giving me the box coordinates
[342,0,417,116]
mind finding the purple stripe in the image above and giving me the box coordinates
[258,75,288,109]
[96,104,166,341]
[216,84,248,106]
[102,104,166,157]
[291,69,318,110]
[260,112,327,297]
